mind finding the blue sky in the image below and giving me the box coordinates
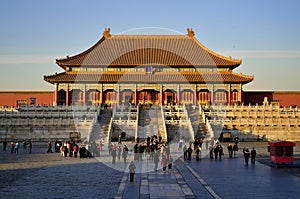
[0,0,300,91]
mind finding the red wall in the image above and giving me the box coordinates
[244,91,300,107]
[1,90,300,107]
[0,91,54,107]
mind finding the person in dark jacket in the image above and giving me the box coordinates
[251,147,257,164]
[128,161,136,182]
[243,148,250,165]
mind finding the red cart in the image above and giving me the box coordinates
[268,140,296,167]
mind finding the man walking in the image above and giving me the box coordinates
[243,148,250,165]
[128,161,136,182]
[14,141,19,154]
[3,139,7,151]
[251,147,256,164]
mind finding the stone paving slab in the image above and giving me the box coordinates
[186,153,300,199]
[0,144,124,199]
[2,142,300,199]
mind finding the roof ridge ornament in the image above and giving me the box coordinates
[103,28,111,38]
[187,28,195,37]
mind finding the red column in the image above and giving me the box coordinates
[228,84,231,105]
[210,85,214,105]
[134,84,137,105]
[54,83,58,106]
[117,84,120,105]
[194,88,197,106]
[100,92,103,106]
[83,84,86,106]
[160,85,163,105]
[66,85,69,107]
[164,92,167,105]
[238,84,243,105]
[177,84,180,105]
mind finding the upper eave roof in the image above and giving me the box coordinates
[43,71,253,84]
[56,29,241,69]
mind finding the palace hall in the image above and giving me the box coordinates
[44,28,253,107]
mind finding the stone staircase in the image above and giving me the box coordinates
[110,105,138,141]
[185,105,208,139]
[137,105,166,141]
[164,105,194,143]
[89,109,112,143]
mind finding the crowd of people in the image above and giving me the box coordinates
[180,135,257,167]
[107,135,174,172]
[2,139,32,154]
[49,140,102,158]
[2,134,258,181]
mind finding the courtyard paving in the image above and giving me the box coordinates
[0,142,300,199]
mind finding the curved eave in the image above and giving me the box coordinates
[56,36,106,69]
[191,36,242,69]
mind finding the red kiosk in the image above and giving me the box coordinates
[268,140,296,167]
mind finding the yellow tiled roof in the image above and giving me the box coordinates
[56,31,241,69]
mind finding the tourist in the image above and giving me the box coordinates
[227,144,233,158]
[243,148,250,165]
[153,151,159,171]
[195,145,201,161]
[99,138,104,151]
[214,145,219,159]
[233,143,238,157]
[128,161,136,182]
[209,146,214,159]
[117,145,122,161]
[183,145,188,160]
[60,143,64,157]
[66,141,71,157]
[10,142,14,154]
[187,145,193,160]
[63,142,68,157]
[69,141,74,157]
[164,143,170,157]
[133,143,139,161]
[2,139,7,151]
[218,145,223,160]
[23,140,27,150]
[111,146,117,164]
[79,144,86,158]
[122,145,128,164]
[108,143,112,155]
[73,143,78,158]
[205,139,209,150]
[161,155,167,172]
[28,140,32,154]
[178,139,183,151]
[168,155,173,171]
[14,141,19,154]
[55,140,62,153]
[251,147,257,164]
[47,141,53,153]
[234,136,239,145]
[54,140,58,152]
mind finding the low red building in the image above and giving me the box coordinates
[244,91,300,107]
[0,91,54,107]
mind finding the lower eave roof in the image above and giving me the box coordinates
[44,72,253,84]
